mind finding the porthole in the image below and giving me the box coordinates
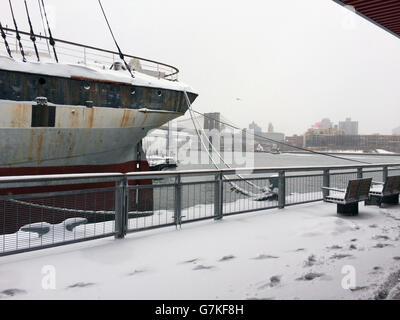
[84,82,91,91]
[157,90,162,97]
[38,77,46,85]
[131,87,136,95]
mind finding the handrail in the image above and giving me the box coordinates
[1,162,400,184]
[2,27,180,79]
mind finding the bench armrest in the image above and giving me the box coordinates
[322,187,345,193]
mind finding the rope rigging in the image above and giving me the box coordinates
[41,0,58,62]
[98,0,135,78]
[0,22,13,58]
[8,0,26,62]
[184,92,263,191]
[184,92,278,199]
[24,0,40,62]
[37,0,51,55]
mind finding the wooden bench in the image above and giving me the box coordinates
[322,178,372,216]
[365,175,400,207]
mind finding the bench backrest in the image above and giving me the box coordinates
[382,176,400,195]
[344,178,372,202]
[345,179,361,201]
[358,178,372,201]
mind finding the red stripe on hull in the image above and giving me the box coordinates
[0,160,138,176]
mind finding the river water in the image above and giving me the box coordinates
[146,152,400,215]
[176,151,400,171]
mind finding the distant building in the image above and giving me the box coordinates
[249,121,262,134]
[204,113,224,132]
[268,123,274,133]
[320,118,332,129]
[284,135,304,150]
[393,126,400,135]
[339,118,358,135]
[303,134,400,153]
[259,132,284,142]
[305,127,345,136]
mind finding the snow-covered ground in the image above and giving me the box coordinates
[0,201,399,300]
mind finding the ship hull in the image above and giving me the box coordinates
[0,101,183,170]
[0,102,184,234]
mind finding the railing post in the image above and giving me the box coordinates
[278,171,286,209]
[323,169,330,198]
[357,167,363,179]
[214,172,223,220]
[174,175,182,228]
[115,176,128,239]
[383,166,388,182]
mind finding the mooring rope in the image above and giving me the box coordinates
[184,91,276,199]
[8,199,153,218]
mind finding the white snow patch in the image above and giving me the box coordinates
[0,55,197,93]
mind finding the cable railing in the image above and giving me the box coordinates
[0,27,180,80]
[1,162,400,256]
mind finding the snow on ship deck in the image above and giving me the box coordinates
[1,200,399,300]
[0,55,196,93]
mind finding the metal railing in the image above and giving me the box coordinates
[1,27,179,80]
[1,162,400,256]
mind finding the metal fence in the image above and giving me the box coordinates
[1,163,400,256]
[1,27,179,80]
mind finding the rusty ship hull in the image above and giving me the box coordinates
[0,55,197,234]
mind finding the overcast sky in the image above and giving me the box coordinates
[1,0,399,135]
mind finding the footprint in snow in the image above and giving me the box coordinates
[304,255,317,267]
[127,269,147,276]
[326,245,343,250]
[295,248,306,252]
[219,255,236,262]
[0,289,27,298]
[372,235,391,241]
[181,258,200,264]
[370,266,384,275]
[67,282,96,289]
[252,254,279,260]
[350,286,369,292]
[330,254,353,260]
[369,224,379,229]
[393,257,400,261]
[193,265,215,271]
[296,272,325,281]
[349,244,357,250]
[374,243,394,249]
[258,276,281,290]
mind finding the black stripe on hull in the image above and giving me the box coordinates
[0,69,198,112]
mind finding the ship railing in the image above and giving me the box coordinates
[1,162,400,256]
[0,27,179,81]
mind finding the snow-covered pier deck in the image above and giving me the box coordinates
[1,200,399,300]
